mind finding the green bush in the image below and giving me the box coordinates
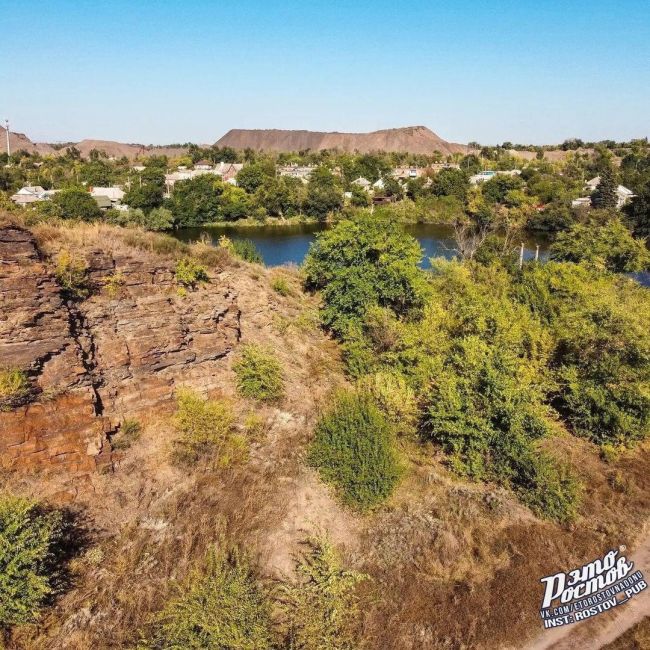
[52,188,102,221]
[172,389,240,464]
[174,258,209,289]
[303,213,428,339]
[54,249,89,298]
[308,390,401,510]
[140,206,174,231]
[0,495,64,627]
[138,546,272,650]
[234,345,284,402]
[516,262,650,446]
[270,274,292,296]
[232,239,263,264]
[550,219,650,272]
[0,368,31,409]
[278,536,366,650]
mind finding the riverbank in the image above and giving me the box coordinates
[200,215,322,228]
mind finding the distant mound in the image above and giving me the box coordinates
[0,126,56,156]
[215,126,468,155]
[74,140,193,160]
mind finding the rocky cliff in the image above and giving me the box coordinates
[0,225,240,477]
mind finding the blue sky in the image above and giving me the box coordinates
[1,0,649,145]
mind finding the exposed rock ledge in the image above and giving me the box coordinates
[0,226,241,476]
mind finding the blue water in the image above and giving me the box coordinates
[174,222,551,269]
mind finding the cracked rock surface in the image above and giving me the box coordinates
[0,226,240,476]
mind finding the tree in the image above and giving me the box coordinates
[481,174,523,204]
[303,167,343,220]
[139,206,173,231]
[123,183,164,213]
[236,163,272,194]
[349,184,370,207]
[429,168,469,201]
[52,188,102,221]
[304,214,427,337]
[168,175,224,226]
[591,166,618,209]
[220,185,251,221]
[550,219,649,272]
[254,176,303,217]
[625,181,650,238]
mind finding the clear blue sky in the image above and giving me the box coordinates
[1,0,648,146]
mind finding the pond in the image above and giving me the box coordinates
[173,222,552,268]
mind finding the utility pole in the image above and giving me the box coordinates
[4,119,10,158]
[519,242,525,269]
[535,244,539,262]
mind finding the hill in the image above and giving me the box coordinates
[0,215,648,649]
[0,125,56,156]
[215,125,469,155]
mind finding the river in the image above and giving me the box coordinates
[173,222,552,268]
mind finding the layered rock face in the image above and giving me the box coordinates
[0,226,240,476]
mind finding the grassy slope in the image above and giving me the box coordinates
[1,216,648,650]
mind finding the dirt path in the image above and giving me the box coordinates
[524,533,650,650]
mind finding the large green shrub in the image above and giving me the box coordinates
[138,546,272,650]
[304,214,428,338]
[422,336,580,522]
[234,345,284,402]
[515,262,650,446]
[550,219,649,272]
[308,390,401,510]
[52,188,102,221]
[0,495,64,627]
[278,536,366,650]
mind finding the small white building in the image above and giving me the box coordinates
[584,177,635,209]
[469,169,521,185]
[372,178,385,191]
[164,162,244,195]
[352,177,372,192]
[278,164,315,183]
[10,186,49,206]
[194,159,213,171]
[90,186,125,204]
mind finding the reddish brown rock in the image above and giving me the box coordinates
[0,226,240,476]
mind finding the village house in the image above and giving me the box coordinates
[90,186,125,206]
[469,169,521,185]
[164,161,243,195]
[278,164,315,183]
[351,177,372,192]
[428,162,462,173]
[391,166,422,181]
[584,176,635,209]
[194,159,213,171]
[10,186,58,207]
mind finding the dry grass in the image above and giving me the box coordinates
[31,221,235,271]
[601,617,650,649]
